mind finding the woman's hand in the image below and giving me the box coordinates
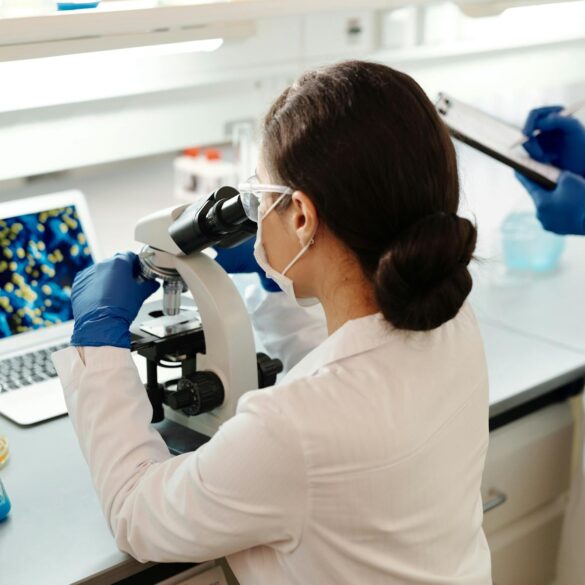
[70,252,159,349]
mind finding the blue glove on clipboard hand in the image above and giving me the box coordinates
[214,238,281,293]
[515,170,585,236]
[70,252,160,349]
[522,106,585,177]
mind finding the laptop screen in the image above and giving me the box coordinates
[0,205,94,339]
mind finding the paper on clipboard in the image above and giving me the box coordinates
[436,93,561,188]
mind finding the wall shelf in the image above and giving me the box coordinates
[0,0,577,61]
[0,0,401,61]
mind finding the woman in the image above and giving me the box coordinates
[54,61,491,584]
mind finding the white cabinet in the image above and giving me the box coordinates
[482,402,575,585]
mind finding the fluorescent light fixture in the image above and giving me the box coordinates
[0,35,225,112]
[0,36,224,65]
[0,18,253,62]
[102,37,224,57]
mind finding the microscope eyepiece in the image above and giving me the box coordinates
[169,186,256,255]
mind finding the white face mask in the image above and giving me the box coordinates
[253,193,319,307]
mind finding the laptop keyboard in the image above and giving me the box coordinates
[0,343,69,393]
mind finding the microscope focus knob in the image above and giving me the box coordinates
[257,353,283,388]
[166,387,193,410]
[168,372,225,416]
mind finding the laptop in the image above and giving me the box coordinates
[0,190,99,425]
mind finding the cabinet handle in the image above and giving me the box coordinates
[483,489,507,514]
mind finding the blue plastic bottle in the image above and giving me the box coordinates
[0,479,11,521]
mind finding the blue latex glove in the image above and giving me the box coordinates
[70,252,159,349]
[214,237,281,293]
[515,170,585,235]
[522,106,585,177]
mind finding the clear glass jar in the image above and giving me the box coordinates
[500,210,566,273]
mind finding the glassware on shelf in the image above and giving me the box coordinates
[231,120,259,184]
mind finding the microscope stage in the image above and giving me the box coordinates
[130,298,204,353]
[140,310,201,339]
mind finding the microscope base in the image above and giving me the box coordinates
[153,419,210,455]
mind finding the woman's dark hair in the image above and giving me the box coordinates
[261,60,476,332]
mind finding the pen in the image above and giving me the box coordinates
[510,98,585,149]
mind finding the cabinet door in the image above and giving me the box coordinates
[488,499,565,585]
[482,402,573,535]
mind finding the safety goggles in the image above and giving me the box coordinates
[238,176,293,223]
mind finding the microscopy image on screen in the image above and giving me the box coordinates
[0,206,94,339]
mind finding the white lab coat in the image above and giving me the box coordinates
[239,279,329,374]
[53,299,491,585]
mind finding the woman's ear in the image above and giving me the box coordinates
[290,191,319,244]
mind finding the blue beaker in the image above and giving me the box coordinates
[501,211,565,273]
[0,478,11,521]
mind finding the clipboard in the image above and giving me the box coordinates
[436,93,561,189]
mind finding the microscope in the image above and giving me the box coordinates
[130,186,282,442]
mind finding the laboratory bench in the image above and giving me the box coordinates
[472,237,585,355]
[2,240,585,584]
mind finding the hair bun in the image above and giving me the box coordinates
[374,213,477,331]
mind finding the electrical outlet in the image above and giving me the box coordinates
[346,17,364,45]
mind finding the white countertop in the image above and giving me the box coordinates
[479,319,585,417]
[472,238,585,354]
[0,415,145,585]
